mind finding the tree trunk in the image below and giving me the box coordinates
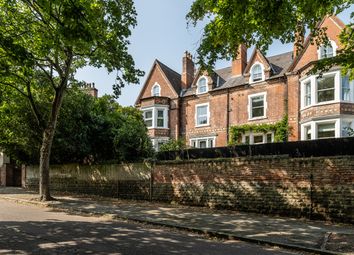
[39,87,66,201]
[39,126,55,201]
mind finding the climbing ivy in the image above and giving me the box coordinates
[229,115,289,145]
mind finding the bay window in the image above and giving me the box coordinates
[300,71,354,109]
[304,125,312,140]
[317,75,335,103]
[341,76,352,101]
[142,106,168,129]
[304,81,311,107]
[156,110,165,127]
[143,110,153,128]
[317,123,335,139]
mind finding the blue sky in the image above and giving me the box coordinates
[75,1,353,106]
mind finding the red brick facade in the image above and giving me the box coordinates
[136,16,354,150]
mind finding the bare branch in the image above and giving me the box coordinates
[36,62,57,89]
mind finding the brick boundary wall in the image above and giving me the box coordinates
[25,163,152,200]
[25,155,354,224]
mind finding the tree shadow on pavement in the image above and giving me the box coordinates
[0,219,298,255]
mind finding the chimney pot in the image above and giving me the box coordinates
[181,51,195,90]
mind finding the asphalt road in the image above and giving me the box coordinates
[0,200,306,255]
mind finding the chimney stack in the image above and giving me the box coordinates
[181,51,195,90]
[232,44,247,76]
[89,82,98,98]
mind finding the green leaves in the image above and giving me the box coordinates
[0,88,153,164]
[229,115,289,145]
[0,0,143,97]
[187,0,352,70]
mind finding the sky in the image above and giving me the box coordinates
[75,1,353,107]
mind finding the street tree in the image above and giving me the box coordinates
[0,0,143,200]
[187,0,353,74]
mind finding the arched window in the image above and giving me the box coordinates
[151,84,161,96]
[319,40,337,59]
[197,76,208,94]
[250,63,264,83]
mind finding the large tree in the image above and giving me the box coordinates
[0,87,153,165]
[187,0,353,74]
[0,0,143,200]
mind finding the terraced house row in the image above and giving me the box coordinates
[135,16,354,150]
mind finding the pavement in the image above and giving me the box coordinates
[0,187,353,255]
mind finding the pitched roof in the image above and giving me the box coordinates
[288,15,345,72]
[182,51,293,96]
[135,60,182,105]
[156,60,182,95]
[244,49,272,74]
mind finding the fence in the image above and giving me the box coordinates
[157,137,354,160]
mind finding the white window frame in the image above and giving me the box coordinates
[303,79,312,107]
[301,117,354,140]
[316,73,337,104]
[317,40,337,60]
[142,105,169,129]
[249,62,265,83]
[195,103,210,127]
[341,75,354,102]
[241,131,274,144]
[196,76,208,94]
[301,118,340,140]
[300,70,342,110]
[248,92,267,120]
[151,137,170,151]
[143,109,153,128]
[303,124,312,141]
[151,83,161,97]
[190,136,216,148]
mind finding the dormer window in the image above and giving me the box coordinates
[318,40,337,59]
[197,76,208,94]
[151,84,161,97]
[250,63,264,83]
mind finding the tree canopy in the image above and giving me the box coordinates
[0,0,143,200]
[187,0,353,73]
[0,87,153,164]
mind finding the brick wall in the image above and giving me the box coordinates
[26,163,152,200]
[229,80,286,126]
[153,156,353,223]
[181,92,229,147]
[25,156,353,223]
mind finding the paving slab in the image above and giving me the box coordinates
[0,187,353,255]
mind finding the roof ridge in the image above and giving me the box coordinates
[266,51,293,59]
[156,59,181,76]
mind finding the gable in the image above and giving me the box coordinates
[135,61,179,105]
[290,16,344,72]
[190,69,214,91]
[244,49,271,75]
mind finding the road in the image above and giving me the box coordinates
[0,200,307,255]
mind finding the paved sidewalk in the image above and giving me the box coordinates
[0,187,353,255]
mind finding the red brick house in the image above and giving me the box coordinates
[136,16,354,150]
